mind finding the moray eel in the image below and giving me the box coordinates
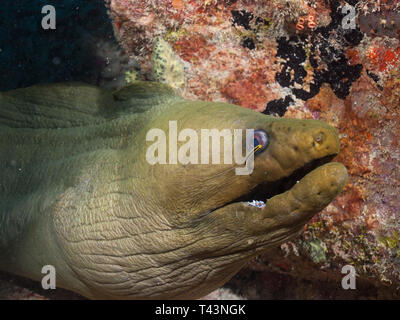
[0,81,347,299]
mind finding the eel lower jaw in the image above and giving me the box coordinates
[207,158,348,229]
[242,155,338,210]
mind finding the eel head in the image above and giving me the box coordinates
[52,92,347,299]
[105,100,348,299]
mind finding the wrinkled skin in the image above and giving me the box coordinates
[0,82,347,299]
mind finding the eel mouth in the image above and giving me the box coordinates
[226,154,336,209]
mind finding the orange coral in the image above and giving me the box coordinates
[346,49,360,65]
[296,17,305,31]
[171,0,185,10]
[296,4,317,31]
[307,12,316,29]
[366,46,379,63]
[379,48,400,72]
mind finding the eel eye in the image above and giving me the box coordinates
[253,130,269,155]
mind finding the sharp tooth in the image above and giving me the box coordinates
[247,200,266,209]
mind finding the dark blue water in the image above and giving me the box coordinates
[0,0,115,91]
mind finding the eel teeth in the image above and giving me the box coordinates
[247,200,266,209]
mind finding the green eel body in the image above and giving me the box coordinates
[0,81,347,299]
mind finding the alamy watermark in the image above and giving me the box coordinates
[342,4,357,30]
[41,5,56,30]
[41,265,56,290]
[341,265,356,290]
[146,121,258,175]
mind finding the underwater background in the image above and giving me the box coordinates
[0,0,138,91]
[1,0,400,299]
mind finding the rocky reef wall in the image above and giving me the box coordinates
[107,0,400,298]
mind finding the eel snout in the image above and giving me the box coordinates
[256,162,349,227]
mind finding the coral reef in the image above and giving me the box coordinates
[107,0,400,298]
[151,37,185,88]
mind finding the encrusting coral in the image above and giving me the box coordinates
[151,37,185,89]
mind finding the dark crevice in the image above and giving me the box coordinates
[231,10,270,50]
[266,0,364,115]
[231,10,254,30]
[367,70,383,91]
[243,37,256,50]
[263,96,294,117]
